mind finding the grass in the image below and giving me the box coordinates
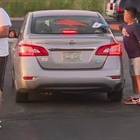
[0,0,109,17]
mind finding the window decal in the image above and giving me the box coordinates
[55,20,87,26]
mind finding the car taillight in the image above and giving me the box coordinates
[117,7,123,14]
[110,3,113,10]
[95,43,122,56]
[110,76,121,79]
[19,44,49,56]
[23,76,34,80]
[62,30,78,34]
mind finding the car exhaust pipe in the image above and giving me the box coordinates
[41,92,52,96]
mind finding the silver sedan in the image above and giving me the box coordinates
[11,10,125,103]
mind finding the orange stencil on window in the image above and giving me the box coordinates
[55,20,87,26]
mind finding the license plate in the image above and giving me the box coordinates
[62,51,82,62]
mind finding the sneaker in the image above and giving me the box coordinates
[136,99,140,106]
[124,97,139,105]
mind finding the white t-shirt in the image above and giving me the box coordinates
[0,8,12,56]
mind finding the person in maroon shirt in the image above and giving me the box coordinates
[110,6,140,105]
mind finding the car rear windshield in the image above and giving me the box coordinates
[31,16,107,34]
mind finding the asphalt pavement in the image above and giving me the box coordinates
[1,16,135,140]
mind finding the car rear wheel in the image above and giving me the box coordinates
[107,88,123,102]
[15,91,28,103]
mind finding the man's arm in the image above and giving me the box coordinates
[109,24,120,31]
[0,25,9,38]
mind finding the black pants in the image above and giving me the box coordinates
[0,56,8,91]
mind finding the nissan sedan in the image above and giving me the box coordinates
[11,10,125,103]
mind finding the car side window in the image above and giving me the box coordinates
[19,14,28,36]
[120,0,138,7]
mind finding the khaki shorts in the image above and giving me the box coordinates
[129,57,140,76]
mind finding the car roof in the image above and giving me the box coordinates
[30,10,100,18]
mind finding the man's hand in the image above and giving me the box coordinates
[0,25,9,38]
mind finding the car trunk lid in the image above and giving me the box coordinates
[29,35,116,69]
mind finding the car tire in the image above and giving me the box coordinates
[107,88,123,102]
[15,91,28,103]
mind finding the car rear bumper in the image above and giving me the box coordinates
[113,13,123,21]
[14,70,124,93]
[106,10,115,17]
[32,82,124,93]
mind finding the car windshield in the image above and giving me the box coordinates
[31,16,107,34]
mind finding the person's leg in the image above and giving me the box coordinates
[131,75,140,95]
[0,90,2,108]
[132,75,140,105]
[124,57,140,104]
[0,56,8,108]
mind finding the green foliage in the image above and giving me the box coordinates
[8,0,24,17]
[23,0,47,13]
[47,0,75,10]
[0,0,108,17]
[81,0,104,13]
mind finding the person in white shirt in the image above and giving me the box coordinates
[0,8,12,108]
